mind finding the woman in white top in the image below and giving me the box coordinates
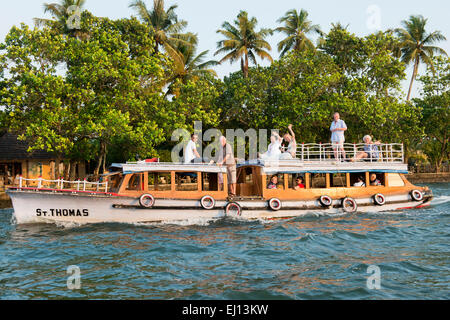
[259,133,282,160]
[280,124,297,160]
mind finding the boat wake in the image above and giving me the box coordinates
[430,195,450,206]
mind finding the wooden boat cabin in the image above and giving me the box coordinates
[235,160,422,200]
[109,162,230,201]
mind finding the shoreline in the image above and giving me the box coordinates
[1,173,448,210]
[405,173,450,184]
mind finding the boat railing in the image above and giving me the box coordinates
[15,177,109,193]
[290,143,404,163]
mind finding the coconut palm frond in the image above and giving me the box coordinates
[395,15,447,100]
[215,11,273,77]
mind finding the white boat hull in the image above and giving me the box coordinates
[7,190,431,225]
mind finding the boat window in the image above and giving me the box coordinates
[369,172,385,186]
[108,174,123,193]
[331,173,347,188]
[387,173,405,187]
[310,173,327,189]
[265,174,284,190]
[148,173,156,191]
[237,167,253,184]
[176,172,199,191]
[154,173,172,191]
[202,173,219,191]
[126,173,144,191]
[349,173,367,187]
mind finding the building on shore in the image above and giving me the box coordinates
[0,132,87,189]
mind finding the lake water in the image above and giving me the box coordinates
[0,183,448,300]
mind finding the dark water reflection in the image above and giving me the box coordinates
[0,183,449,300]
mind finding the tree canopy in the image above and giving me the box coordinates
[1,3,448,174]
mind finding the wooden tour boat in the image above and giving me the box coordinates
[6,143,433,225]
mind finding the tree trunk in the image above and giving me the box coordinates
[64,161,70,181]
[94,141,106,176]
[244,53,249,78]
[407,58,419,101]
[70,161,77,181]
[54,156,62,179]
[102,148,107,174]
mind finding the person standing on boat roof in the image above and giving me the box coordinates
[280,124,297,160]
[330,112,347,161]
[217,136,237,196]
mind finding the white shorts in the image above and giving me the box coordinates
[332,141,344,149]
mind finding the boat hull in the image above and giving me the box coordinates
[6,189,432,225]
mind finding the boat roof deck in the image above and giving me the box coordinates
[112,162,228,174]
[111,143,407,174]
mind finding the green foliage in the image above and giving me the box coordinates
[0,6,444,171]
[219,45,421,146]
[414,56,450,170]
[0,14,169,171]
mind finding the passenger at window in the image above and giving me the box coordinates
[267,175,279,189]
[370,174,381,186]
[353,176,366,187]
[294,177,305,190]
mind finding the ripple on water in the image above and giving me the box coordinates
[0,183,449,299]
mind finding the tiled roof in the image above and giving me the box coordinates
[0,133,56,161]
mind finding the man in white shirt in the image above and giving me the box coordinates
[330,113,347,161]
[184,134,200,164]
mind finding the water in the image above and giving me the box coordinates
[0,183,448,300]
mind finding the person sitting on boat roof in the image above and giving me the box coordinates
[259,132,282,160]
[184,134,214,164]
[353,176,366,187]
[352,135,381,162]
[294,176,305,190]
[370,174,382,186]
[267,175,281,189]
[330,112,348,161]
[280,124,297,160]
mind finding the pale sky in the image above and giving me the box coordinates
[1,0,449,99]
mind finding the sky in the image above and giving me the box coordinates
[1,0,449,99]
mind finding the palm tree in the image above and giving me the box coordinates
[167,33,218,96]
[215,11,273,78]
[174,34,218,82]
[129,0,193,68]
[275,9,323,57]
[395,15,447,101]
[34,0,88,38]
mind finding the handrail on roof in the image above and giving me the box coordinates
[118,143,404,168]
[290,142,404,163]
